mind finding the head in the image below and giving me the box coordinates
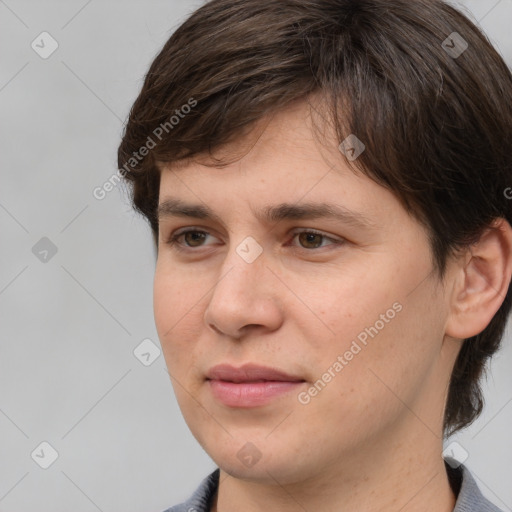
[118,0,512,480]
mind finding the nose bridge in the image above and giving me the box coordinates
[204,234,282,336]
[215,234,267,299]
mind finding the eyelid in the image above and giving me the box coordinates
[288,227,342,244]
[167,226,220,243]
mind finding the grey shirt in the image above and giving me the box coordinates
[162,463,504,512]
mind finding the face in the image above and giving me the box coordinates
[153,99,456,485]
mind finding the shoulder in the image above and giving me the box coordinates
[160,468,220,512]
[453,464,504,512]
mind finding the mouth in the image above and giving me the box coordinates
[206,363,305,383]
[205,363,306,407]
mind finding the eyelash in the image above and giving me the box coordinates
[165,228,344,253]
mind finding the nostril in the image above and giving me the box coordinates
[208,323,245,340]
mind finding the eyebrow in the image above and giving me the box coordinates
[157,198,375,230]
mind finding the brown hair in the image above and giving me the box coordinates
[117,0,512,435]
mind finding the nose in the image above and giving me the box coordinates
[203,244,283,339]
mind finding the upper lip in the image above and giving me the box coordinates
[206,363,305,383]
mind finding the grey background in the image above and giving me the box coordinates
[0,1,511,511]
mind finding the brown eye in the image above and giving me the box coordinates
[167,229,215,250]
[183,231,207,247]
[297,232,325,249]
[289,229,344,251]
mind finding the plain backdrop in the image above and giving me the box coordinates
[0,1,511,511]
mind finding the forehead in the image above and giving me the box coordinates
[164,99,334,173]
[156,99,399,226]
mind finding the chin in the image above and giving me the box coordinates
[205,436,312,485]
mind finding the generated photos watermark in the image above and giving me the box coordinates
[93,97,197,200]
[298,301,403,405]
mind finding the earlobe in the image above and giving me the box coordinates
[446,218,512,340]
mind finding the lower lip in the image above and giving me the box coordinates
[207,380,305,407]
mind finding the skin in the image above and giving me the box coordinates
[153,98,512,512]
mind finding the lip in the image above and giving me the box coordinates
[206,363,304,383]
[206,363,306,408]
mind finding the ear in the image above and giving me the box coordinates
[446,218,512,340]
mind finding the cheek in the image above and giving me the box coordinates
[295,258,443,419]
[153,268,205,366]
[292,259,401,345]
[153,261,207,329]
[329,293,443,421]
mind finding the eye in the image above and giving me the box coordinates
[166,228,343,252]
[166,229,218,251]
[289,229,343,250]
